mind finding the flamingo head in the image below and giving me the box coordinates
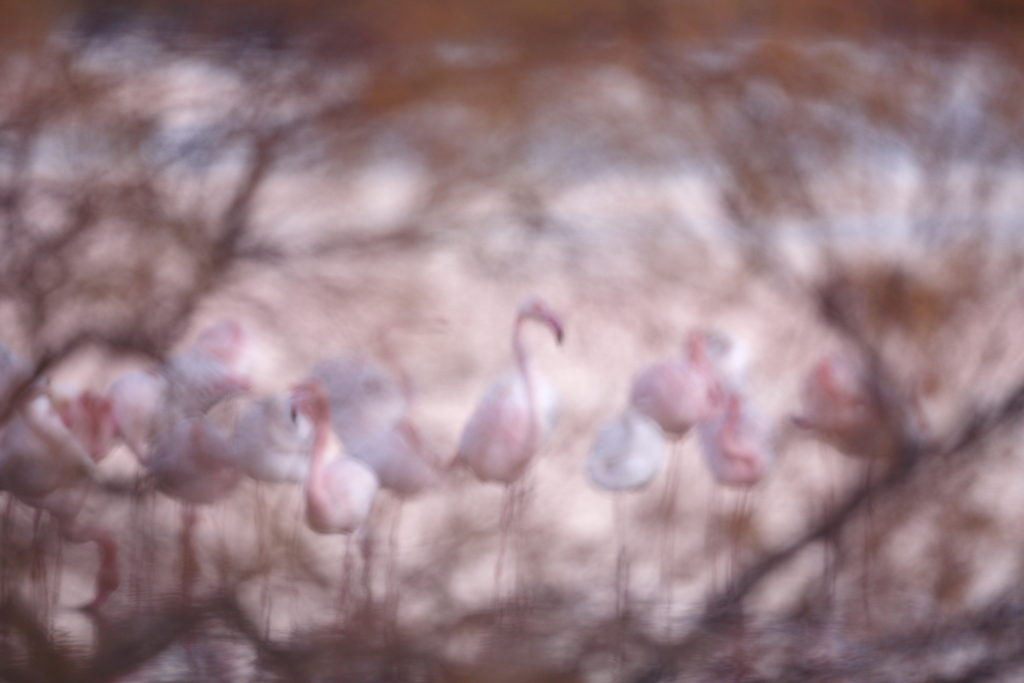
[290,380,331,426]
[517,296,564,345]
[193,318,248,367]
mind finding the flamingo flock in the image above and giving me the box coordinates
[0,296,904,612]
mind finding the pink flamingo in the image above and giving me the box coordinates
[692,335,773,588]
[627,329,725,626]
[790,352,922,623]
[698,391,774,489]
[790,353,900,458]
[586,409,666,617]
[457,296,564,483]
[0,389,119,610]
[294,380,379,535]
[456,296,564,601]
[628,330,726,438]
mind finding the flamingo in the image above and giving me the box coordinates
[108,319,252,599]
[315,345,445,623]
[698,391,774,489]
[456,296,564,603]
[692,334,774,591]
[108,318,252,459]
[230,392,315,484]
[0,390,119,610]
[313,351,442,496]
[586,410,666,492]
[312,355,409,449]
[161,319,251,417]
[585,409,666,618]
[294,380,379,535]
[457,296,564,483]
[146,415,242,596]
[627,328,726,629]
[790,353,900,459]
[789,352,918,625]
[629,330,726,438]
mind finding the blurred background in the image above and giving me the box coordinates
[3,1,1024,681]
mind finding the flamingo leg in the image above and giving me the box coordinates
[253,483,273,636]
[659,439,682,637]
[58,515,119,612]
[30,508,48,618]
[360,523,377,617]
[820,445,838,611]
[860,461,876,629]
[613,493,629,620]
[180,505,200,600]
[494,484,515,615]
[385,501,404,632]
[511,473,531,609]
[0,496,15,601]
[707,485,720,595]
[337,535,355,625]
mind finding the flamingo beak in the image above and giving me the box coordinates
[550,317,565,345]
[536,307,564,345]
[520,296,565,345]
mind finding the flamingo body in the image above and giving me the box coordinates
[231,394,314,483]
[306,454,379,535]
[698,393,773,488]
[295,381,379,535]
[586,410,666,491]
[312,356,408,447]
[349,420,442,498]
[629,332,723,438]
[108,370,166,461]
[458,369,556,484]
[148,418,242,505]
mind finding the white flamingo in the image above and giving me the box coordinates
[586,408,666,616]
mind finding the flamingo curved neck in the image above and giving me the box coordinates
[513,314,539,448]
[305,408,335,523]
